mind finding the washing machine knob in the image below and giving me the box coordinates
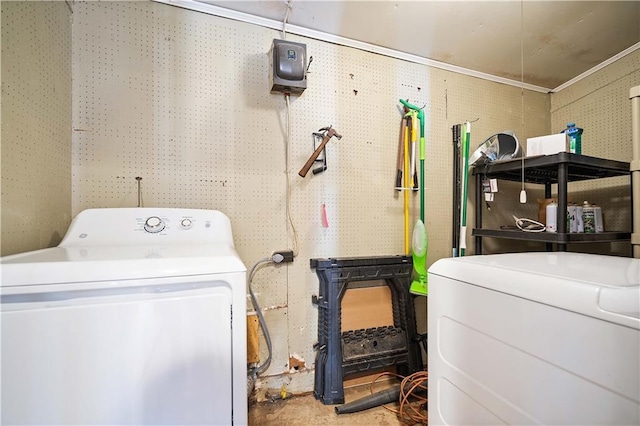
[180,218,193,229]
[144,216,165,233]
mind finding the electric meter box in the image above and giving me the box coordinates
[270,39,307,95]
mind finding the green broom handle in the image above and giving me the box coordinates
[460,123,470,256]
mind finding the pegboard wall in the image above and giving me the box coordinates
[550,50,639,256]
[1,1,72,256]
[69,1,553,391]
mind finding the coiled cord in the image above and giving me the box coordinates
[370,371,428,425]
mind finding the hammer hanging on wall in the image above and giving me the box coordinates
[298,126,343,177]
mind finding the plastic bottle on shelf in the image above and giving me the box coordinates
[546,201,558,233]
[575,203,584,233]
[592,204,604,233]
[582,201,595,233]
[562,123,583,155]
[567,204,577,233]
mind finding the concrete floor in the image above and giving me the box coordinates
[248,384,415,425]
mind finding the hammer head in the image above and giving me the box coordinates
[319,126,342,140]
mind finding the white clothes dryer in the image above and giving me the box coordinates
[1,208,247,425]
[428,252,640,426]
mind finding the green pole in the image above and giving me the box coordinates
[460,123,470,256]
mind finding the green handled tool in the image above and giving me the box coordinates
[460,122,471,256]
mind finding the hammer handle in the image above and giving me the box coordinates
[299,134,333,177]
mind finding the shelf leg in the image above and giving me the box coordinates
[545,183,553,251]
[557,163,568,251]
[475,173,483,255]
[632,174,637,258]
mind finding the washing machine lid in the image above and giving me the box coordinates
[0,243,245,287]
[428,252,640,329]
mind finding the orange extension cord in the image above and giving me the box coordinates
[370,371,428,425]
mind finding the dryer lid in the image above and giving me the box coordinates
[428,252,640,329]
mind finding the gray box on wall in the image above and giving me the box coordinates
[270,39,307,95]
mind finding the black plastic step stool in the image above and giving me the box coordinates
[310,255,423,405]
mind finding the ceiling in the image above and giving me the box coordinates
[198,1,640,91]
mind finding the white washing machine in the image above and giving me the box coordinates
[428,252,640,425]
[1,208,247,425]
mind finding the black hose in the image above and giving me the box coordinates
[335,386,401,415]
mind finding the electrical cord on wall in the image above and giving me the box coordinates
[284,93,300,257]
[279,1,299,258]
[519,0,527,204]
[281,0,293,39]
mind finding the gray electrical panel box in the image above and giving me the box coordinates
[270,39,307,95]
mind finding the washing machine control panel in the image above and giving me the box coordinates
[60,208,234,246]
